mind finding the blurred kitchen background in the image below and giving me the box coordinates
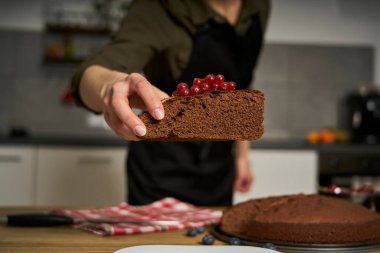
[0,0,378,139]
[0,0,379,208]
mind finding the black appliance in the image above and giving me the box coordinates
[319,149,380,188]
[318,148,380,209]
[338,86,380,144]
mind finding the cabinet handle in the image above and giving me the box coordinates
[77,156,112,165]
[0,155,21,163]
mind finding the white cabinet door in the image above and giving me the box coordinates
[36,146,126,207]
[0,146,36,206]
[234,150,318,204]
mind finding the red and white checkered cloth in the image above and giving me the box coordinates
[54,198,222,236]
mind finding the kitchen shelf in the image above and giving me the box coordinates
[45,24,111,36]
[43,56,84,65]
[43,25,110,66]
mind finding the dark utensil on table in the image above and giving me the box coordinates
[0,213,75,226]
[0,213,180,227]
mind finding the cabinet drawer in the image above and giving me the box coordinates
[0,146,36,206]
[36,146,126,207]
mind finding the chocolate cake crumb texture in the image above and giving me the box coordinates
[139,90,264,141]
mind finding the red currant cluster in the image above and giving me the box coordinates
[172,74,236,97]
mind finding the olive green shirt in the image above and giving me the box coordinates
[71,0,270,109]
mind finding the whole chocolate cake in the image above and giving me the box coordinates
[139,90,264,141]
[220,194,380,244]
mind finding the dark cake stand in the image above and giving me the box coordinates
[212,226,380,253]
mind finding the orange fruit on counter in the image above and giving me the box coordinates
[306,131,320,144]
[319,129,336,144]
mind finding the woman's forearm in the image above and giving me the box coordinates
[235,140,250,159]
[234,140,253,192]
[79,65,128,113]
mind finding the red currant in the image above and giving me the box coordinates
[226,82,236,90]
[220,82,228,90]
[215,74,224,85]
[172,91,179,97]
[193,78,202,87]
[179,88,190,96]
[190,85,202,95]
[177,82,188,93]
[201,82,210,93]
[205,74,215,84]
[211,83,220,90]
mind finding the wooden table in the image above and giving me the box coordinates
[0,207,225,253]
[1,207,380,253]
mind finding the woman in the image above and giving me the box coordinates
[71,0,270,206]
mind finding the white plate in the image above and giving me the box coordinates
[115,245,280,253]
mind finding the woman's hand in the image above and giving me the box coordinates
[101,73,169,141]
[234,148,254,193]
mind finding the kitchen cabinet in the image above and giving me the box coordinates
[36,146,126,207]
[0,145,126,207]
[0,146,36,206]
[234,150,318,204]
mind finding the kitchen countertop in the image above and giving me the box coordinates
[1,207,380,253]
[251,139,380,153]
[0,135,128,147]
[1,135,379,153]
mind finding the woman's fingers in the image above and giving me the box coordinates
[108,81,147,137]
[103,81,142,140]
[128,85,169,110]
[104,108,140,141]
[101,73,167,141]
[128,73,165,120]
[153,85,170,100]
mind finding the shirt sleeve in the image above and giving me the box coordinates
[258,0,271,33]
[70,0,167,108]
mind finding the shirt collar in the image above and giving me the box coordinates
[191,0,261,25]
[162,0,261,30]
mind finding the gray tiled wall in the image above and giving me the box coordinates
[254,43,373,139]
[0,30,115,138]
[0,30,374,139]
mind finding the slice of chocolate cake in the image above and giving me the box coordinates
[138,90,264,141]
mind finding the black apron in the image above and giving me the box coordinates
[126,14,263,206]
